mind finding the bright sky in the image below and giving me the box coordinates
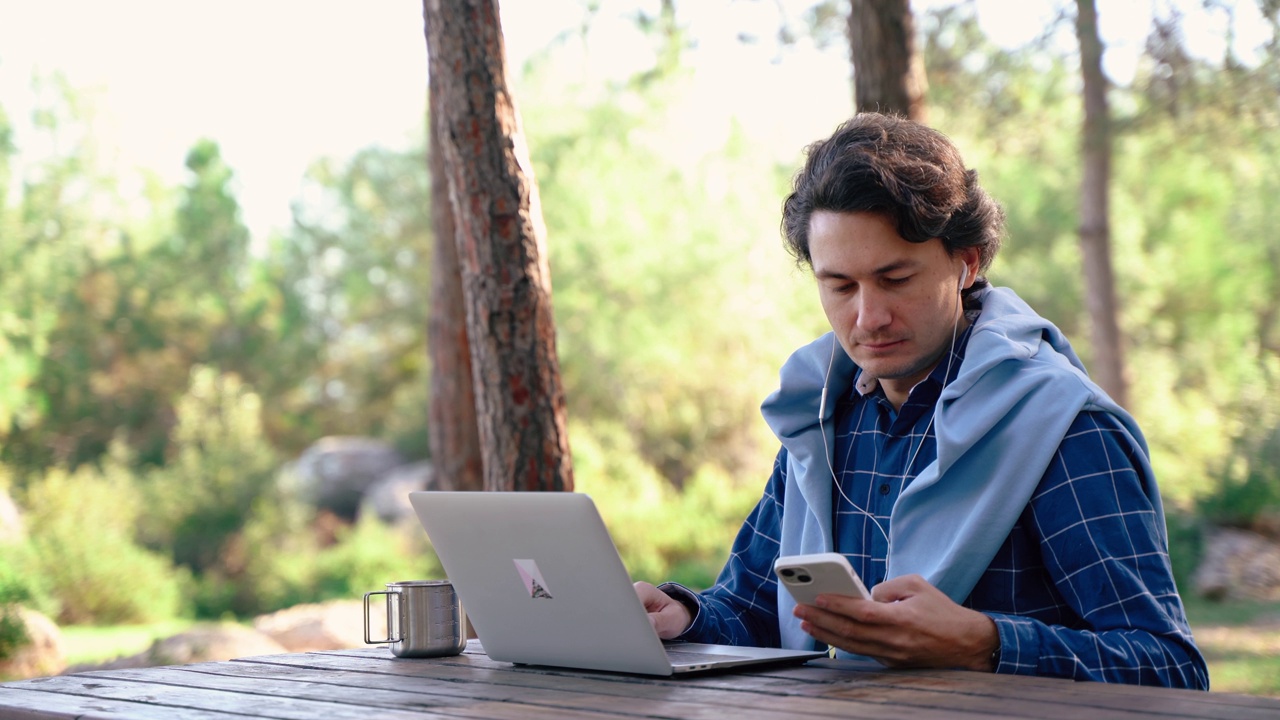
[0,0,1269,239]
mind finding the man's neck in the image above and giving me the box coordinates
[877,314,973,412]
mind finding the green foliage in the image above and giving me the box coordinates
[522,65,823,488]
[311,519,441,602]
[920,3,1280,516]
[0,73,133,473]
[0,559,34,659]
[1199,403,1280,529]
[17,445,184,625]
[274,146,434,456]
[1164,508,1206,593]
[572,420,758,589]
[138,367,281,577]
[193,488,440,618]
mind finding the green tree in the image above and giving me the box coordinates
[518,63,822,488]
[0,74,134,475]
[275,145,433,455]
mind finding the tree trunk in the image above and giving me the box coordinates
[1075,0,1129,408]
[426,64,483,493]
[848,0,928,122]
[423,0,574,492]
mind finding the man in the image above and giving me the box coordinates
[634,113,1209,689]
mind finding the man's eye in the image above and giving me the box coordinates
[885,276,910,286]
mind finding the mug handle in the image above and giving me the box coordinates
[363,590,403,644]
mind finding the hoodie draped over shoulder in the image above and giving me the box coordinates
[761,286,1160,650]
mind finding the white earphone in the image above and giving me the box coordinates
[815,261,972,547]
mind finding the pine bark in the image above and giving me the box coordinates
[1075,0,1129,407]
[848,0,928,121]
[426,64,483,493]
[423,0,574,492]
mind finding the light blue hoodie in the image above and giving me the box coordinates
[761,286,1163,651]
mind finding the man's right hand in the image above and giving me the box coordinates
[633,581,692,639]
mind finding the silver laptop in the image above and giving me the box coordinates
[409,491,826,676]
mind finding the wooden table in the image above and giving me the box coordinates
[0,640,1274,719]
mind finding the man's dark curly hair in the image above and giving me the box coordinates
[781,113,1005,301]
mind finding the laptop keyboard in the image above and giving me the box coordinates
[664,649,755,665]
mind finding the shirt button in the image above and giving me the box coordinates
[879,483,890,495]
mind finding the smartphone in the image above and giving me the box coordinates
[774,552,872,605]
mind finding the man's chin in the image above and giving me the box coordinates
[853,358,908,380]
[854,358,932,385]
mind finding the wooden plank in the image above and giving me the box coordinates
[692,660,1279,720]
[0,686,259,720]
[224,652,1050,720]
[170,661,962,717]
[259,655,1081,720]
[263,647,1280,720]
[811,657,1275,709]
[4,644,1271,720]
[74,665,477,711]
[804,660,1280,716]
[231,653,1023,719]
[0,674,454,720]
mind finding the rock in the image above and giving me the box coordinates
[0,607,65,680]
[287,437,405,520]
[0,491,23,543]
[361,460,435,524]
[1193,527,1280,601]
[65,623,287,673]
[253,600,367,652]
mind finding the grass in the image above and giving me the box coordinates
[1184,596,1280,698]
[60,620,198,666]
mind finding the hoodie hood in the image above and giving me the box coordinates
[762,286,1160,651]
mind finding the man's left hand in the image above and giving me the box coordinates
[793,573,999,671]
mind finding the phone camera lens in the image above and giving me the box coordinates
[780,568,794,577]
[797,573,812,583]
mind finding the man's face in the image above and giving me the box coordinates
[809,211,977,406]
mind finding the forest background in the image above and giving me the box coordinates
[1,0,1279,692]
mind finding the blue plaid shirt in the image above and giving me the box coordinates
[672,325,1209,689]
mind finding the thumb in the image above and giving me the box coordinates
[870,574,927,603]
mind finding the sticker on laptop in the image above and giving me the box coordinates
[513,559,554,599]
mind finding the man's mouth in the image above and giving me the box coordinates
[858,339,905,351]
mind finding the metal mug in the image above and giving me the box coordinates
[363,580,467,658]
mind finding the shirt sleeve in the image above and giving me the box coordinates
[987,411,1210,689]
[664,447,790,648]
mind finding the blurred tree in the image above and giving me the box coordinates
[519,74,821,488]
[424,0,574,492]
[0,75,157,474]
[632,0,691,84]
[277,145,434,455]
[426,45,483,493]
[920,4,1083,328]
[848,0,928,121]
[0,98,27,439]
[1115,2,1280,503]
[1075,0,1128,407]
[17,139,267,472]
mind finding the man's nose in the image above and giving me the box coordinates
[855,290,892,331]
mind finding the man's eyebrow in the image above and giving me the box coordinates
[814,260,919,280]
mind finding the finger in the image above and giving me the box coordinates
[798,601,913,659]
[799,603,887,645]
[799,617,896,661]
[869,574,927,603]
[814,594,899,626]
